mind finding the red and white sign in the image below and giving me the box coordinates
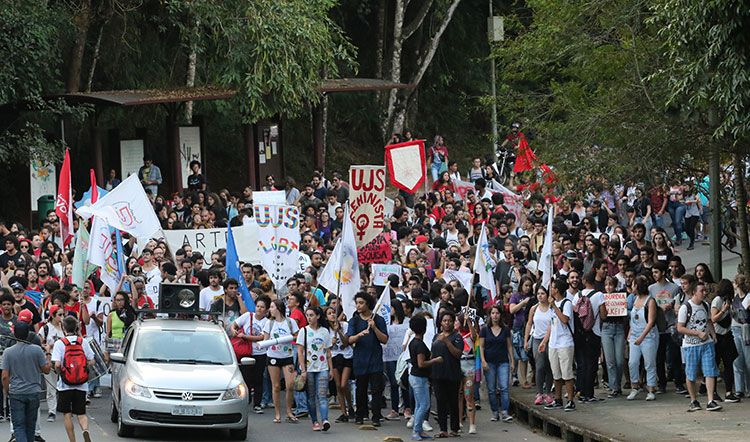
[604,292,627,317]
[55,149,74,247]
[349,166,386,248]
[452,179,523,221]
[385,140,426,193]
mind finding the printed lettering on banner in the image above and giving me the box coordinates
[372,264,401,286]
[162,225,259,265]
[604,292,627,317]
[358,232,392,263]
[349,165,386,248]
[254,204,301,290]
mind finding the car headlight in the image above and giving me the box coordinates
[125,380,151,398]
[222,384,247,401]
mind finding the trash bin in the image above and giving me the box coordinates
[37,194,55,226]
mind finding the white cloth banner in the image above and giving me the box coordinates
[162,225,259,265]
[253,204,300,290]
[319,204,361,319]
[372,264,401,286]
[473,223,497,299]
[88,217,120,293]
[349,165,386,248]
[76,174,161,239]
[376,285,392,326]
[443,269,474,292]
[538,206,555,289]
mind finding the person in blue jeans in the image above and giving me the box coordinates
[408,315,443,441]
[297,306,333,431]
[1,322,51,442]
[601,276,627,397]
[627,276,658,401]
[480,305,514,422]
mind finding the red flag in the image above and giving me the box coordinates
[90,169,99,203]
[513,136,537,172]
[55,149,74,247]
[385,140,426,193]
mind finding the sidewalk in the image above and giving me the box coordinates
[510,382,747,442]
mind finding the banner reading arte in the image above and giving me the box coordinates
[358,232,392,263]
[254,204,300,290]
[162,225,259,265]
[349,165,386,248]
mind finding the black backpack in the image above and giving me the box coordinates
[683,301,710,327]
[643,296,667,333]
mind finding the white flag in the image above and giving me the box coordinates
[539,206,555,289]
[375,285,392,326]
[472,223,497,299]
[88,216,121,293]
[319,204,361,319]
[76,174,161,239]
[443,269,474,292]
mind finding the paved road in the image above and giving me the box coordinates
[10,391,551,442]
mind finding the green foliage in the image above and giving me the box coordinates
[652,0,750,140]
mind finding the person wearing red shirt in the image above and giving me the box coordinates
[131,277,155,309]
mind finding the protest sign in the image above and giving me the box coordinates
[254,204,301,290]
[349,165,386,248]
[372,264,401,286]
[162,224,259,264]
[604,292,627,317]
[452,179,523,221]
[443,269,474,292]
[358,232,392,263]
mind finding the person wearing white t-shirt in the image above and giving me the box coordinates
[262,299,300,423]
[199,270,224,311]
[541,279,576,412]
[574,271,607,402]
[51,316,95,442]
[327,306,355,423]
[297,306,333,431]
[81,281,107,400]
[41,305,66,422]
[231,296,270,414]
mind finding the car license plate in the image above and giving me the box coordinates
[171,405,203,416]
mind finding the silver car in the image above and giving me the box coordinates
[109,318,253,440]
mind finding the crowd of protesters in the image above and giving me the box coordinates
[1,127,749,440]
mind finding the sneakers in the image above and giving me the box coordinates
[47,412,55,422]
[34,436,46,442]
[656,387,667,394]
[583,396,604,403]
[372,419,381,427]
[675,385,688,394]
[544,400,563,410]
[608,390,622,399]
[564,400,576,412]
[468,424,477,434]
[627,389,640,400]
[534,394,544,405]
[406,417,414,428]
[502,414,513,422]
[725,393,741,403]
[312,422,321,431]
[82,430,91,442]
[544,394,555,405]
[646,392,656,401]
[253,405,264,414]
[93,386,102,398]
[335,414,349,423]
[706,400,723,411]
[294,411,309,418]
[688,400,701,412]
[385,410,400,421]
[490,414,499,422]
[322,420,331,431]
[422,421,433,432]
[404,408,413,419]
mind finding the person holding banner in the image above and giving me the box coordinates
[601,275,627,398]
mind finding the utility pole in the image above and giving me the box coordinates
[709,144,722,279]
[488,2,502,151]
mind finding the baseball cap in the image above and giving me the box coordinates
[415,235,428,245]
[9,281,24,292]
[18,309,33,324]
[49,305,62,317]
[563,250,578,260]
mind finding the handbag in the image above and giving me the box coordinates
[231,314,254,359]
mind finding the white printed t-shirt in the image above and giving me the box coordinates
[549,299,575,349]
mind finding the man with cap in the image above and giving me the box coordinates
[415,235,441,270]
[9,310,45,441]
[1,321,50,442]
[557,250,579,278]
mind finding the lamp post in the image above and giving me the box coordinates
[487,3,503,150]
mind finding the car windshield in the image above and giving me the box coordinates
[133,329,233,365]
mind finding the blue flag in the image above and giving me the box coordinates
[115,229,129,292]
[227,223,255,312]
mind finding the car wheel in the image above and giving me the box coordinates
[117,408,135,437]
[110,399,118,423]
[229,423,247,440]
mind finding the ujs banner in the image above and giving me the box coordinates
[254,204,300,290]
[349,165,386,248]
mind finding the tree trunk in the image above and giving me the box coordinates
[733,147,750,275]
[375,0,387,105]
[85,22,104,92]
[184,19,199,122]
[66,0,92,93]
[383,0,406,140]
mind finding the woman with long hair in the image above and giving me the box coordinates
[231,296,270,413]
[383,301,409,421]
[509,276,536,388]
[601,275,626,397]
[263,299,300,423]
[428,135,448,182]
[627,275,658,401]
[297,305,333,431]
[524,285,554,406]
[711,279,740,402]
[731,274,750,397]
[695,263,715,284]
[583,234,604,274]
[652,231,674,265]
[456,305,479,434]
[326,305,355,421]
[481,304,513,421]
[431,310,463,438]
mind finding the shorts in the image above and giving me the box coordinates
[57,389,87,415]
[460,358,476,378]
[332,354,353,370]
[549,346,575,381]
[683,342,719,381]
[511,328,528,362]
[267,357,293,368]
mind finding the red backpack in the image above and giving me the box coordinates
[60,337,88,386]
[574,293,596,332]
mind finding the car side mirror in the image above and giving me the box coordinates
[240,357,256,366]
[110,352,126,364]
